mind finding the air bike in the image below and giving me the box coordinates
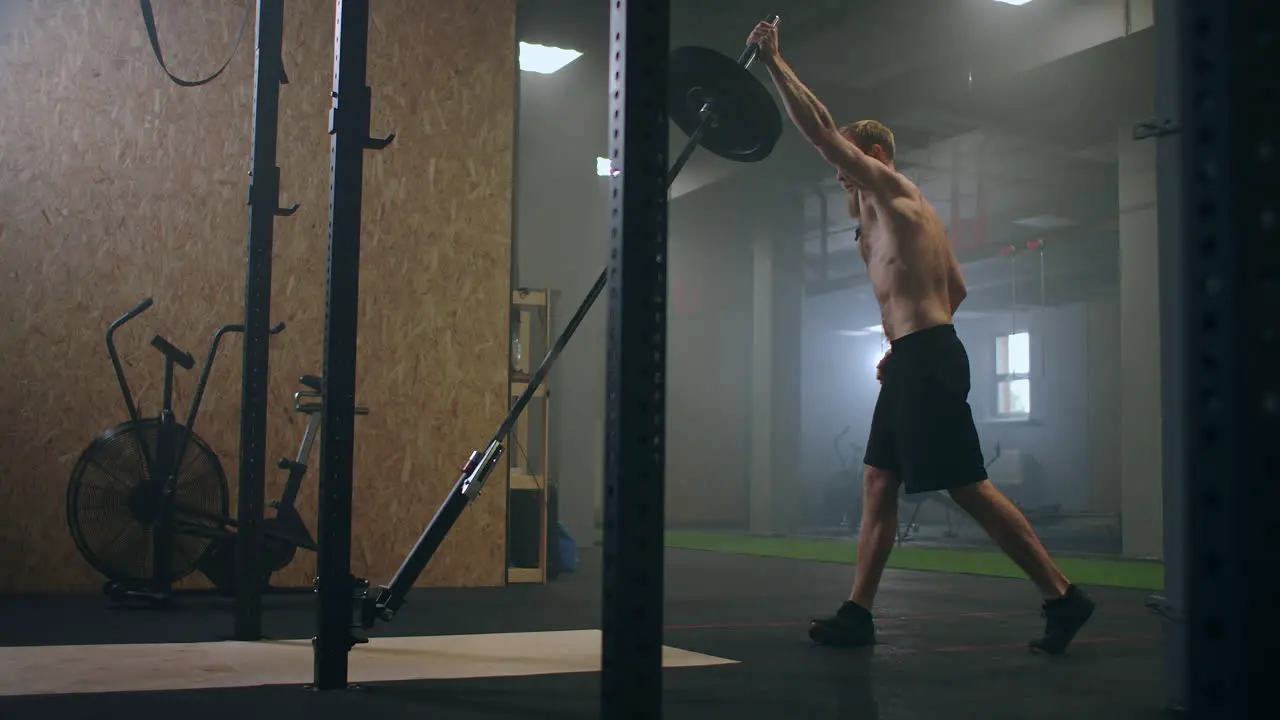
[334,16,785,645]
[64,298,367,606]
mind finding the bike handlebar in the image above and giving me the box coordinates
[107,297,154,423]
[123,297,154,323]
[173,318,289,469]
[102,297,288,432]
[108,297,154,339]
[192,320,288,411]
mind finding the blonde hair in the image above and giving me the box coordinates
[839,119,895,161]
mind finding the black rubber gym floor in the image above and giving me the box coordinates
[0,548,1167,719]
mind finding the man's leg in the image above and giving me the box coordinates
[947,480,1096,654]
[848,466,900,609]
[946,480,1068,599]
[897,326,1095,654]
[809,387,898,647]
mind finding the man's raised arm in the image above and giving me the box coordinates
[764,55,839,149]
[746,21,891,191]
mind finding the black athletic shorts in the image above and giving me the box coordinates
[863,323,988,494]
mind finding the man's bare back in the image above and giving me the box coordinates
[846,172,957,342]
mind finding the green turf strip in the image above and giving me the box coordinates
[664,532,1163,591]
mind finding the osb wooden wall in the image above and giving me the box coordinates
[0,0,514,593]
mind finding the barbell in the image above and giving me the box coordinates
[476,13,787,497]
[354,13,790,630]
[667,14,784,176]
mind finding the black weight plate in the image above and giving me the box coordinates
[668,45,782,163]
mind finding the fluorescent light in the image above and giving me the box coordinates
[992,0,1034,5]
[596,157,620,177]
[519,42,582,74]
[865,324,883,333]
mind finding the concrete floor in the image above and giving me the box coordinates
[0,547,1168,719]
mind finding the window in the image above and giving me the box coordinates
[995,332,1031,416]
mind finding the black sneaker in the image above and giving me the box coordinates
[1030,584,1096,655]
[809,601,876,647]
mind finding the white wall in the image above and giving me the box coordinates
[515,62,610,542]
[1087,292,1123,513]
[1118,122,1164,559]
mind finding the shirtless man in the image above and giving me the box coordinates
[748,20,1095,654]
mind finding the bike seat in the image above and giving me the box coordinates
[151,335,195,370]
[299,374,323,391]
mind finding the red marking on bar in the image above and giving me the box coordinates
[999,245,1017,256]
[1026,239,1045,250]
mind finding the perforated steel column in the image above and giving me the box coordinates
[314,0,373,690]
[601,0,670,717]
[235,0,288,642]
[1179,0,1279,713]
[1152,0,1187,711]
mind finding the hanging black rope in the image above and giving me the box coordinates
[139,0,252,88]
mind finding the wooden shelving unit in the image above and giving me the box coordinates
[507,288,552,584]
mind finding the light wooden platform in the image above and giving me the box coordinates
[0,629,738,697]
